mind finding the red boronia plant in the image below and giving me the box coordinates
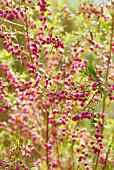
[0,0,114,169]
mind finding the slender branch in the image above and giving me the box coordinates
[101,19,113,133]
[56,140,62,169]
[1,18,25,28]
[84,92,97,110]
[94,6,114,170]
[46,111,49,170]
[24,4,33,63]
[102,134,114,170]
[71,142,74,170]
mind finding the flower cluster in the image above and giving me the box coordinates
[0,0,114,170]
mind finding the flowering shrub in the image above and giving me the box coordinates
[0,0,114,169]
